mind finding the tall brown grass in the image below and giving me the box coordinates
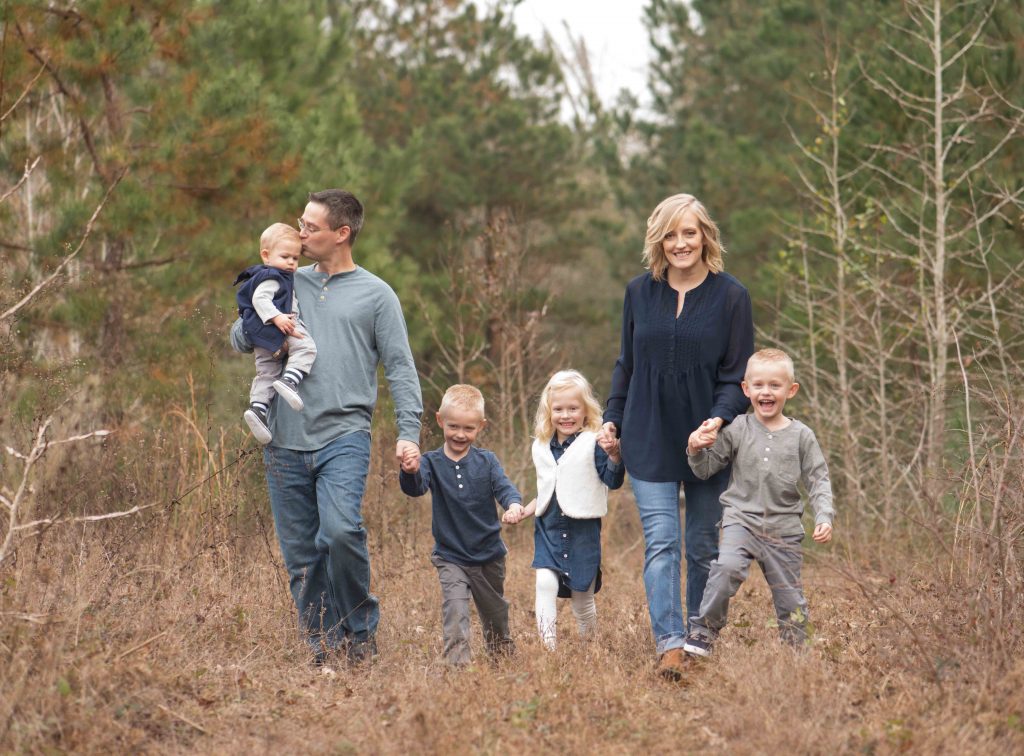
[2,400,1022,754]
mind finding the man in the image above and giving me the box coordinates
[231,189,422,664]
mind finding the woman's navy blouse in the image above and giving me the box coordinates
[604,271,754,483]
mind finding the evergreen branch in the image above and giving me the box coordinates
[16,20,109,183]
[0,62,45,126]
[0,168,125,325]
[0,156,41,205]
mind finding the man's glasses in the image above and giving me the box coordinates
[297,218,323,234]
[297,218,349,235]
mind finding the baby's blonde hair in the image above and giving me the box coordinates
[260,222,300,253]
[439,384,486,418]
[533,370,604,440]
[746,348,796,382]
[642,194,725,280]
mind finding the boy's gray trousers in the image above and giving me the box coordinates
[431,553,513,665]
[691,523,810,645]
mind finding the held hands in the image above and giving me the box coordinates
[397,440,421,473]
[596,431,622,464]
[598,421,617,446]
[812,522,833,543]
[271,313,299,336]
[502,499,537,525]
[687,417,722,454]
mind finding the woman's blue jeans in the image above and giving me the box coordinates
[263,431,376,652]
[630,475,726,654]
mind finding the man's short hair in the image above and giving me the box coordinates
[308,189,364,243]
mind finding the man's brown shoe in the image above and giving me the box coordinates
[657,648,687,681]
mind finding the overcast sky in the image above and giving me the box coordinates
[510,0,652,107]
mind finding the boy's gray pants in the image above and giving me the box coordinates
[249,321,316,405]
[431,553,513,665]
[691,523,810,645]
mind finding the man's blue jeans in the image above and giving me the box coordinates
[630,475,727,654]
[263,431,376,652]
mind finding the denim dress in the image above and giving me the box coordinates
[531,433,624,596]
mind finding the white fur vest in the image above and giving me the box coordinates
[532,431,608,519]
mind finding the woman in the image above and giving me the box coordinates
[600,194,754,680]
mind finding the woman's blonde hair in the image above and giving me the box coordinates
[641,194,726,280]
[533,370,604,440]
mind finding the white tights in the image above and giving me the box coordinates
[535,568,597,650]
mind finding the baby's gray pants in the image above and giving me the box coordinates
[249,321,316,405]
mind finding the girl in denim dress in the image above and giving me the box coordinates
[504,370,624,649]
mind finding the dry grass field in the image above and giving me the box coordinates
[2,418,1022,755]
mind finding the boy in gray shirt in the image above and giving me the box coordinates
[683,348,834,657]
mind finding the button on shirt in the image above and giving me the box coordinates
[687,414,834,536]
[400,446,522,566]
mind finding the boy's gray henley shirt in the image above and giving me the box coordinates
[687,414,834,536]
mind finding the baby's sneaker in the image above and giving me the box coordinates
[243,404,272,445]
[272,377,304,411]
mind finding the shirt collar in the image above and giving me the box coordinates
[550,432,579,451]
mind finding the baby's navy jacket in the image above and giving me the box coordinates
[233,264,295,353]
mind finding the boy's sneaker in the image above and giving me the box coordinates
[243,406,272,445]
[683,633,713,658]
[272,377,304,411]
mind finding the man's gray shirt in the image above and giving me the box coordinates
[232,264,422,450]
[687,414,833,536]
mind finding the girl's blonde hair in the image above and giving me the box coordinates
[534,370,604,440]
[641,193,726,280]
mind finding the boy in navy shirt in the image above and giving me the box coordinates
[399,384,523,665]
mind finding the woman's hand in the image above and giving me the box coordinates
[598,421,618,445]
[687,418,721,453]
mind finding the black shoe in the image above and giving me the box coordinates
[346,638,379,666]
[272,377,304,411]
[683,633,713,658]
[243,405,272,445]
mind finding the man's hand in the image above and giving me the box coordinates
[396,440,420,471]
[812,523,833,543]
[400,444,421,474]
